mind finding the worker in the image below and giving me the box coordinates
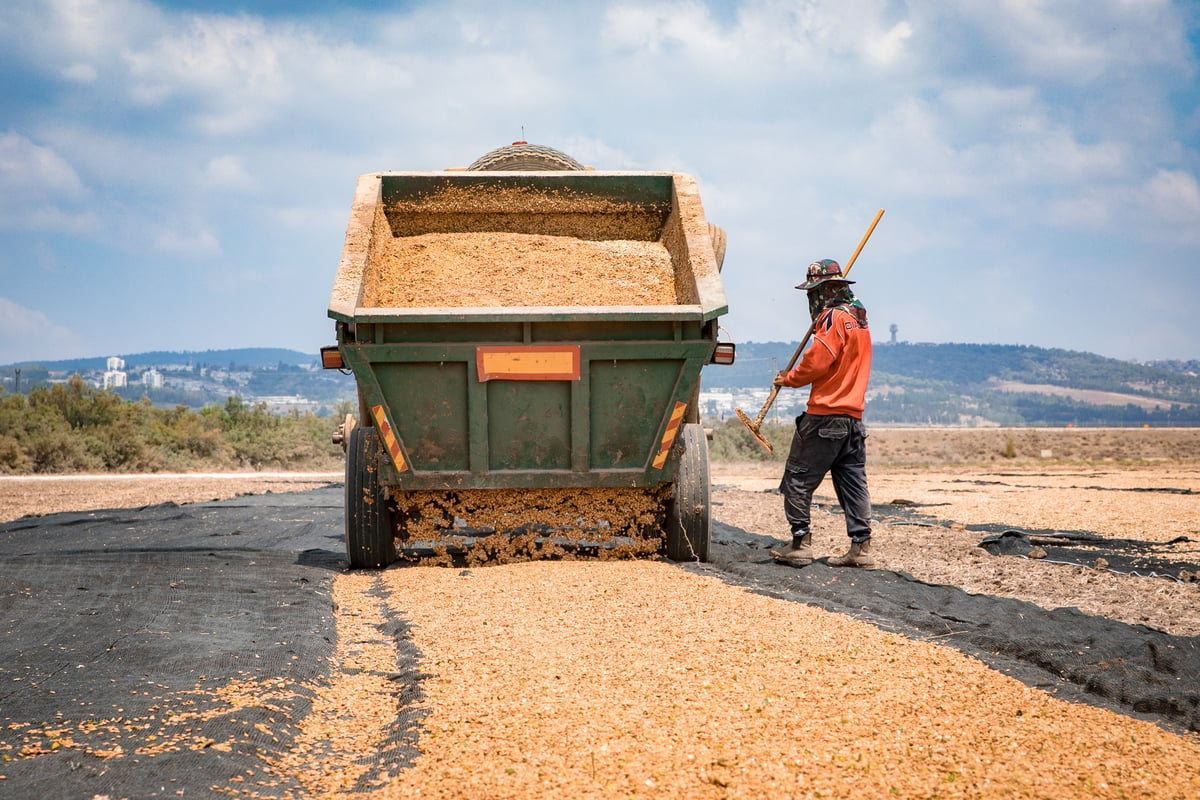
[769,259,875,568]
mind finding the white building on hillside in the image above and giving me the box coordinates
[103,356,127,390]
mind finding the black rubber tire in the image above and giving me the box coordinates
[664,423,711,562]
[709,223,727,272]
[467,143,586,171]
[345,426,397,569]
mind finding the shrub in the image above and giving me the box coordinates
[0,433,29,473]
[0,388,342,474]
[708,418,791,461]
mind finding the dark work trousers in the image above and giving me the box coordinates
[778,413,872,542]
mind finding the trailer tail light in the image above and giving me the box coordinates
[321,346,344,370]
[711,342,736,365]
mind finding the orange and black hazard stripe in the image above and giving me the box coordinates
[651,401,688,469]
[370,405,409,473]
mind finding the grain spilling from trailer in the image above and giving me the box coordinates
[325,144,735,567]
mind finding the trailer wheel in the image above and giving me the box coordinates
[467,143,586,171]
[665,423,711,562]
[346,426,397,569]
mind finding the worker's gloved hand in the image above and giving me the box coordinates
[773,371,788,387]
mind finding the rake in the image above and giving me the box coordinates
[734,209,885,453]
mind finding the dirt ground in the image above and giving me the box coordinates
[715,461,1200,637]
[0,472,341,524]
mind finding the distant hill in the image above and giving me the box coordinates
[704,341,1200,426]
[2,347,318,373]
[0,348,353,412]
[5,343,1198,425]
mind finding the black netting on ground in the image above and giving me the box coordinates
[0,488,424,798]
[974,527,1199,580]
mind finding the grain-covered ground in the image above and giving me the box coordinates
[2,428,1198,798]
[327,561,1199,800]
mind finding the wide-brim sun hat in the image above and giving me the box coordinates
[796,258,855,290]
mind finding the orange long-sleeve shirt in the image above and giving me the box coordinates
[780,306,872,419]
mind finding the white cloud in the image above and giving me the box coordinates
[153,227,222,258]
[49,0,158,55]
[847,90,1130,228]
[1002,123,1126,184]
[1046,168,1200,244]
[553,136,636,170]
[939,85,1038,118]
[917,0,1191,84]
[603,1,729,56]
[0,0,165,78]
[0,205,101,234]
[866,20,912,65]
[1141,169,1200,223]
[61,62,98,83]
[600,0,917,76]
[0,297,85,365]
[101,10,428,140]
[0,131,97,232]
[35,124,177,192]
[122,15,289,133]
[1126,169,1200,245]
[1046,194,1114,228]
[0,131,85,196]
[272,205,343,233]
[200,155,254,190]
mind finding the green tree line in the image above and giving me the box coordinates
[706,342,1200,405]
[0,377,345,474]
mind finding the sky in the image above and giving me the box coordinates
[1,0,1198,367]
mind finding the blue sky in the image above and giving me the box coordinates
[1,0,1198,366]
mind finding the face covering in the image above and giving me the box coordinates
[807,282,867,326]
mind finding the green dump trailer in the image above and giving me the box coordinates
[324,144,733,568]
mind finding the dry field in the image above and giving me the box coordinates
[716,461,1200,637]
[727,426,1200,638]
[864,425,1200,465]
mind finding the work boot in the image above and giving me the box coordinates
[770,533,813,567]
[827,538,876,568]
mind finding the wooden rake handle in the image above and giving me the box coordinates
[747,208,885,429]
